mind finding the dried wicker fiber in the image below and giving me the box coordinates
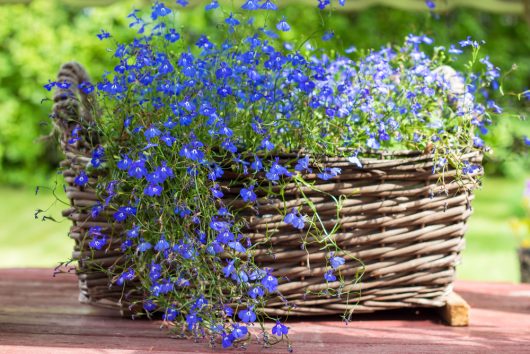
[54,62,482,316]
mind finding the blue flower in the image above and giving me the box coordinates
[180,140,204,162]
[91,203,103,218]
[322,31,334,41]
[260,137,275,151]
[96,29,110,40]
[425,0,436,9]
[144,125,161,141]
[261,0,278,10]
[217,230,235,244]
[348,156,362,168]
[225,13,240,27]
[144,184,163,197]
[174,240,197,260]
[128,160,147,179]
[473,135,485,148]
[74,171,89,186]
[324,270,336,282]
[186,312,202,330]
[91,146,105,168]
[241,0,260,10]
[222,334,234,348]
[251,156,264,172]
[116,268,135,286]
[266,159,292,181]
[215,62,233,79]
[89,236,107,250]
[238,308,256,323]
[317,167,341,181]
[366,135,381,150]
[138,240,152,252]
[317,0,331,9]
[240,185,257,203]
[154,236,170,252]
[149,262,162,281]
[295,156,311,172]
[248,286,264,299]
[231,324,248,339]
[330,254,345,269]
[276,17,290,32]
[272,321,289,336]
[163,306,179,321]
[117,155,131,170]
[143,300,157,312]
[223,260,236,278]
[228,241,246,253]
[261,272,278,292]
[43,80,56,91]
[126,225,140,238]
[284,208,305,230]
[205,0,219,10]
[151,1,172,20]
[158,162,174,180]
[459,36,479,48]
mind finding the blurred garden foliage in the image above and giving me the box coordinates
[0,0,528,186]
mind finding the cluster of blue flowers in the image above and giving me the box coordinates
[48,0,504,349]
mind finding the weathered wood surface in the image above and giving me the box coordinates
[1,269,530,353]
[439,292,470,326]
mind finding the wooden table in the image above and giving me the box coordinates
[1,269,530,353]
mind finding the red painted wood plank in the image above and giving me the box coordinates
[0,269,529,353]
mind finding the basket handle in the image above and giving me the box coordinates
[52,62,97,149]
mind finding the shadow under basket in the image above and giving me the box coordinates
[53,62,483,317]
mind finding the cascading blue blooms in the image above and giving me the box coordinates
[48,0,505,349]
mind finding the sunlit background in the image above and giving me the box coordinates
[0,0,528,282]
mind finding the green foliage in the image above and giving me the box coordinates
[0,1,528,186]
[0,0,139,186]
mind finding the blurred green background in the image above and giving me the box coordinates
[0,0,528,282]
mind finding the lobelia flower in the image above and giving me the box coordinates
[261,0,278,10]
[324,270,337,281]
[205,0,219,10]
[231,323,248,339]
[330,253,345,269]
[240,185,257,203]
[284,208,305,230]
[272,321,289,336]
[317,167,341,181]
[241,0,260,10]
[248,286,265,299]
[295,156,312,172]
[154,236,170,252]
[116,268,135,285]
[144,184,163,197]
[276,17,290,32]
[163,306,179,321]
[238,307,257,323]
[74,171,89,186]
[143,300,157,312]
[261,271,278,292]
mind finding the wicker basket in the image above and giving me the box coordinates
[53,62,482,316]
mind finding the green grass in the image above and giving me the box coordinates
[0,184,71,268]
[458,176,526,282]
[0,175,527,282]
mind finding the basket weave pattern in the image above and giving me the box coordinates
[54,62,482,316]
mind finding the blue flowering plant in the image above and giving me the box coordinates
[46,0,505,349]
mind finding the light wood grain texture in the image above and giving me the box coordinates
[439,291,470,326]
[2,269,530,353]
